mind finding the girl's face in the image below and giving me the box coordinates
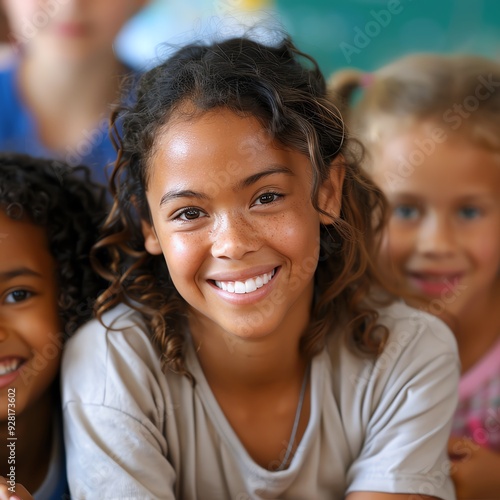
[2,0,146,63]
[372,124,500,321]
[0,211,62,421]
[142,108,342,342]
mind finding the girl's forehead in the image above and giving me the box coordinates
[371,125,500,198]
[367,115,500,150]
[154,108,273,156]
[144,108,313,197]
[146,107,288,189]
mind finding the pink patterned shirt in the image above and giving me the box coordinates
[452,338,500,451]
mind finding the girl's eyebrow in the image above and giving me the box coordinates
[237,165,294,190]
[159,165,294,207]
[0,267,42,281]
[160,190,209,207]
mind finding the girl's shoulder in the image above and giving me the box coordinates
[324,300,459,398]
[328,299,458,358]
[63,302,150,354]
[375,299,459,354]
[74,301,148,337]
[61,302,164,408]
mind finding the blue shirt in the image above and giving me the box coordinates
[0,60,134,187]
[33,412,68,500]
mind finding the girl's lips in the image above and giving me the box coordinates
[214,268,276,294]
[407,272,463,297]
[0,357,25,390]
[209,267,280,304]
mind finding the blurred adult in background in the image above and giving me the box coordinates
[0,4,12,64]
[0,0,148,187]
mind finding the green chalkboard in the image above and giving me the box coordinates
[275,0,500,76]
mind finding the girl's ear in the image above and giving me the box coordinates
[141,219,163,255]
[318,157,345,224]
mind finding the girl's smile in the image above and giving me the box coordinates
[406,272,464,298]
[142,107,342,343]
[208,267,279,306]
[0,212,62,420]
[212,266,276,293]
[0,356,25,389]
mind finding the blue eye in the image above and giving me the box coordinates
[5,289,33,304]
[458,206,481,220]
[393,205,419,220]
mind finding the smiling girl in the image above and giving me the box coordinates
[62,36,460,499]
[329,53,500,499]
[0,154,106,498]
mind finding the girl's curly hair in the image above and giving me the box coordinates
[0,153,108,338]
[94,36,392,380]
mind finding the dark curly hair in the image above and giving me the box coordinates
[95,35,392,380]
[0,153,108,338]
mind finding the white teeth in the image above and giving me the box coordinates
[245,279,257,293]
[0,359,21,376]
[214,269,276,294]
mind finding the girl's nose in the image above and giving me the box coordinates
[211,214,261,260]
[417,215,456,257]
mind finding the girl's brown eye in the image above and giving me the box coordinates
[5,289,32,304]
[178,208,203,221]
[259,194,275,204]
[256,193,281,205]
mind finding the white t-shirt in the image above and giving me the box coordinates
[62,301,459,500]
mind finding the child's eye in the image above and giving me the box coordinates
[175,208,206,221]
[253,192,282,205]
[458,206,481,220]
[392,205,420,220]
[4,289,33,304]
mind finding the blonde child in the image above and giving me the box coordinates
[0,154,107,498]
[329,54,500,499]
[0,0,147,186]
[61,35,460,499]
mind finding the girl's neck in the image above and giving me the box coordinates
[0,388,55,493]
[189,314,310,393]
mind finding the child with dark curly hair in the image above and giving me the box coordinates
[0,154,107,499]
[62,35,459,499]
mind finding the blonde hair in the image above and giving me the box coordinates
[328,53,500,165]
